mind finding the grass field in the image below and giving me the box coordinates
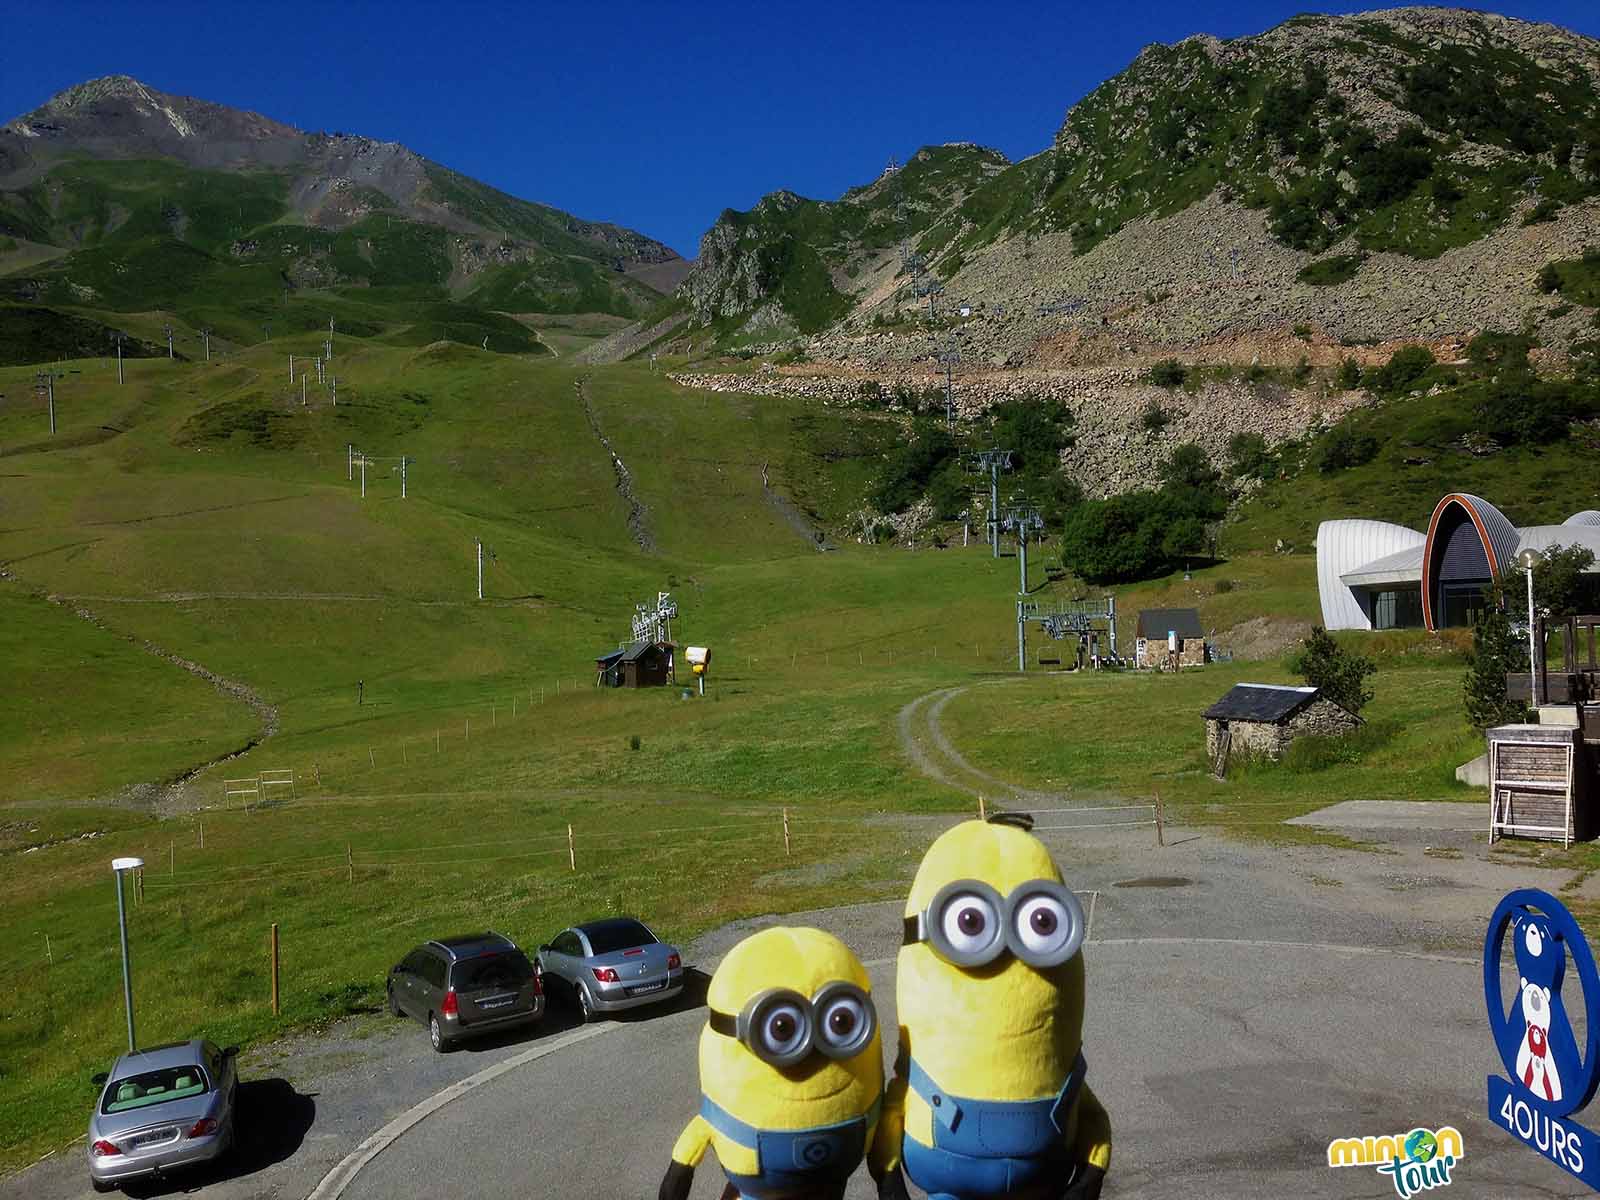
[0,331,1515,1171]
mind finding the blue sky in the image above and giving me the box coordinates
[4,2,1600,257]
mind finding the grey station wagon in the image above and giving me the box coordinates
[87,1039,237,1193]
[536,917,683,1022]
[387,931,544,1051]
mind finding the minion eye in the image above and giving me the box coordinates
[758,1000,809,1060]
[940,891,999,955]
[1008,884,1085,967]
[813,982,876,1059]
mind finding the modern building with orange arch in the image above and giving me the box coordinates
[1317,496,1600,632]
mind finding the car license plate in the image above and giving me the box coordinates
[631,980,665,994]
[479,996,514,1010]
[128,1127,178,1149]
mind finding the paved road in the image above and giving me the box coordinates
[331,821,1593,1199]
[8,822,1590,1199]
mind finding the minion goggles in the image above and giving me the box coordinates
[903,878,1086,968]
[708,981,877,1067]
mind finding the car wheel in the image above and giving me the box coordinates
[91,1181,117,1194]
[388,983,403,1018]
[429,1012,450,1053]
[577,984,596,1025]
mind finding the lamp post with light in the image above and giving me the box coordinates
[111,856,143,1052]
[1518,547,1543,709]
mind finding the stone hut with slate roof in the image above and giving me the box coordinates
[1135,608,1207,670]
[1202,683,1360,765]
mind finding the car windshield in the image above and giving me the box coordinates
[453,951,534,991]
[584,921,656,955]
[102,1066,209,1114]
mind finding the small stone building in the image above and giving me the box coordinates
[1203,683,1360,763]
[1136,608,1207,670]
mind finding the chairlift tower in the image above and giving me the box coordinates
[972,449,1014,557]
[163,323,174,360]
[199,327,213,361]
[1002,504,1044,597]
[631,591,678,645]
[110,331,127,385]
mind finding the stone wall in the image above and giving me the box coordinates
[1137,636,1207,671]
[1287,697,1363,743]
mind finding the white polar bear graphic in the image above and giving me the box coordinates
[1516,923,1564,1102]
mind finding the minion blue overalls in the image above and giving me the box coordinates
[899,1052,1086,1200]
[700,1093,881,1200]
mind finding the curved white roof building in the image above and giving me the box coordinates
[1316,520,1425,630]
[1317,494,1600,632]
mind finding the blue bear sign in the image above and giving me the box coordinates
[1486,889,1600,1188]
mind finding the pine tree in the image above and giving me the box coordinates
[1464,597,1528,730]
[1295,626,1375,715]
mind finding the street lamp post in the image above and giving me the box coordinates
[1518,547,1542,710]
[111,857,144,1052]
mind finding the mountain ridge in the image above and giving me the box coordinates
[0,74,689,325]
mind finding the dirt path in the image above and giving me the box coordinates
[2,567,278,810]
[573,373,655,553]
[896,681,1071,806]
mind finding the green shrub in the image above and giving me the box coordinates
[1335,357,1363,390]
[1297,254,1364,286]
[1149,359,1188,388]
[1291,626,1375,715]
[1213,578,1235,595]
[1141,400,1170,432]
[1311,424,1379,473]
[1367,344,1435,393]
[1226,431,1273,480]
[629,735,642,751]
[1524,199,1562,226]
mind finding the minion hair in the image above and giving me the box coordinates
[987,811,1035,831]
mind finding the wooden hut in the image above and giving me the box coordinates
[595,641,674,688]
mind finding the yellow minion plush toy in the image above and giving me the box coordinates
[660,926,884,1200]
[871,814,1112,1200]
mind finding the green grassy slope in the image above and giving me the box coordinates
[1,330,1575,1168]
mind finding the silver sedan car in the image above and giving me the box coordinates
[536,917,683,1022]
[87,1039,237,1192]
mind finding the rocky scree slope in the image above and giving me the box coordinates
[681,7,1600,358]
[0,75,680,316]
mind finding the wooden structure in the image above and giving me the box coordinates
[1202,684,1360,778]
[1488,724,1590,846]
[595,641,674,689]
[1135,608,1207,671]
[1503,615,1600,738]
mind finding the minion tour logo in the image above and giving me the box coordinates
[1485,889,1600,1189]
[1325,1127,1462,1196]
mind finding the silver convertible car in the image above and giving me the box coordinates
[536,917,683,1022]
[87,1039,237,1193]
